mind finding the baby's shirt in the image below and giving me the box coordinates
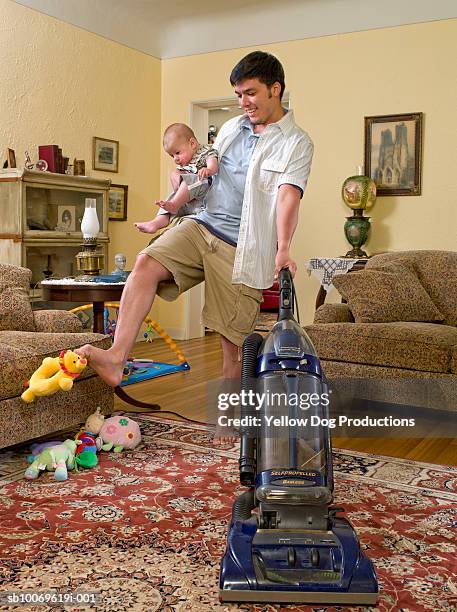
[176,144,218,174]
[157,144,218,221]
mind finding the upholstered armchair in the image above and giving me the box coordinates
[304,251,457,413]
[0,263,113,449]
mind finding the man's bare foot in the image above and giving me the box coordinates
[134,221,158,234]
[213,435,238,446]
[75,345,124,387]
[212,425,239,446]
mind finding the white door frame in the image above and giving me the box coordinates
[183,93,290,339]
[183,96,240,340]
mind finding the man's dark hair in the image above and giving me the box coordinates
[230,51,285,100]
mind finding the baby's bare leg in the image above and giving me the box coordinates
[135,214,170,234]
[157,182,190,215]
[170,169,182,192]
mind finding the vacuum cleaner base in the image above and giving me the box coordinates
[220,590,378,605]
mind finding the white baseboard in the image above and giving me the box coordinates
[165,327,187,340]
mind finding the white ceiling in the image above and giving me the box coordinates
[13,0,457,59]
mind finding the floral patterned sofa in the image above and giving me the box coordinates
[304,251,457,413]
[0,263,113,449]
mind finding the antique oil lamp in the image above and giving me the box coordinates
[75,198,104,279]
[342,167,377,258]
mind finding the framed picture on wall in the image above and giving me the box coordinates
[108,184,128,221]
[364,113,423,196]
[93,136,119,173]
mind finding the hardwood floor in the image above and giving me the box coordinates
[116,333,457,467]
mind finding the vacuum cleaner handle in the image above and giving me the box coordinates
[278,267,294,321]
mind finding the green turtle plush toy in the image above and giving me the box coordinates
[24,439,78,481]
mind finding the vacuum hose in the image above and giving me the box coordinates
[239,332,264,486]
[241,332,263,388]
[232,488,255,521]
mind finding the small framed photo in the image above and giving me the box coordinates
[3,148,16,168]
[364,113,423,196]
[108,184,128,221]
[56,205,76,231]
[93,136,119,173]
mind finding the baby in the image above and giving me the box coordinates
[135,123,218,238]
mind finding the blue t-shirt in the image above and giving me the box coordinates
[192,120,258,245]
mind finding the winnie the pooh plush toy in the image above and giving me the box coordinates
[21,350,87,403]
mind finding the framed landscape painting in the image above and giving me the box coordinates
[93,137,119,173]
[108,184,128,221]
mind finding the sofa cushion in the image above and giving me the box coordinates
[314,303,354,324]
[332,264,444,323]
[304,321,457,374]
[0,331,111,401]
[367,250,457,327]
[0,264,35,332]
[33,309,83,333]
[315,360,457,412]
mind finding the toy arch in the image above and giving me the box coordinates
[68,304,206,424]
[69,302,189,368]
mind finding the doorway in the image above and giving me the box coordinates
[184,96,243,339]
[184,93,290,339]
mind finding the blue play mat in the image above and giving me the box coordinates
[120,359,190,387]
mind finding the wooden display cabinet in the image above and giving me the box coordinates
[0,169,110,298]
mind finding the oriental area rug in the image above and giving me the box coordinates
[0,415,456,612]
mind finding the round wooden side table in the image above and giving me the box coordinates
[41,280,125,333]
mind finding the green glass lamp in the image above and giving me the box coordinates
[342,167,377,258]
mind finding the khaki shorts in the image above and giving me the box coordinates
[140,219,263,346]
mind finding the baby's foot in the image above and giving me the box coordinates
[155,199,181,215]
[134,221,158,234]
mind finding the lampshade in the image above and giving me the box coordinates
[75,198,104,277]
[81,198,99,239]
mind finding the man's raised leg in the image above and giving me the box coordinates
[75,254,172,387]
[213,335,241,445]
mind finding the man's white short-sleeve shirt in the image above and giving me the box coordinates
[214,110,313,289]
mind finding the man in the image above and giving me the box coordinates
[76,51,313,438]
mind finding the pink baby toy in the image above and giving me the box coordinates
[96,415,141,452]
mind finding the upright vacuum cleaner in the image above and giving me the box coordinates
[219,268,378,604]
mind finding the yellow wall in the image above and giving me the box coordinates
[161,19,457,326]
[1,0,162,320]
[2,2,456,332]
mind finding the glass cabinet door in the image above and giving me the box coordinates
[25,242,108,289]
[25,186,106,237]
